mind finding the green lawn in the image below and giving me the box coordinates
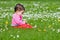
[0,1,60,40]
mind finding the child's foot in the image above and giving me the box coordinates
[32,25,37,28]
[32,26,37,28]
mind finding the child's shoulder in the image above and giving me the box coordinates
[12,13,16,18]
[13,13,17,16]
[12,13,19,18]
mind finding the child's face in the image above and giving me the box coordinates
[17,10,24,15]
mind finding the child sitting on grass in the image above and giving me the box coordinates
[11,3,32,28]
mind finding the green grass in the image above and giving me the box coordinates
[0,1,60,40]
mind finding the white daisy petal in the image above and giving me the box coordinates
[17,35,19,38]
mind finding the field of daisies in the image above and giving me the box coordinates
[0,1,60,40]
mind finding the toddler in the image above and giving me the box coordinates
[11,3,32,28]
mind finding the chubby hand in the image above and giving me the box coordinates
[23,20,27,24]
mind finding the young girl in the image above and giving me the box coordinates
[11,3,32,28]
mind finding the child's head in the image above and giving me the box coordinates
[14,3,25,15]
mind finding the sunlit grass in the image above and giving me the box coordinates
[0,1,60,40]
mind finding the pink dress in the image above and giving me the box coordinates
[11,13,32,28]
[12,13,25,26]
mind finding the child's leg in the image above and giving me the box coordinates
[12,26,22,28]
[13,24,32,28]
[17,24,32,28]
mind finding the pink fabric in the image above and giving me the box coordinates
[12,13,25,26]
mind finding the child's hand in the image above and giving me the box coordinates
[23,19,28,24]
[23,20,27,24]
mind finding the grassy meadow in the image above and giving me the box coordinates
[0,1,60,40]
